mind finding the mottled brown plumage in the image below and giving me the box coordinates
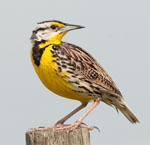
[53,42,121,96]
[51,42,139,123]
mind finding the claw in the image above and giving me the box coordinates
[92,126,100,133]
[80,122,100,132]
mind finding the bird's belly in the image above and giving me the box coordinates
[32,60,93,103]
[31,46,95,103]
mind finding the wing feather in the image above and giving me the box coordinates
[58,42,122,97]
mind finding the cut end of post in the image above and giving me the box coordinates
[26,127,91,145]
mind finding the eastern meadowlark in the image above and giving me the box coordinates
[30,20,139,130]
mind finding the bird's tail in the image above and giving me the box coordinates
[116,99,139,123]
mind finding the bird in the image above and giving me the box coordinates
[30,20,139,130]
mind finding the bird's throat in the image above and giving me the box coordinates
[38,32,67,48]
[32,31,67,67]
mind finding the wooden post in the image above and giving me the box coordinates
[26,127,91,145]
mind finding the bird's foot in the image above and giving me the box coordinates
[31,126,51,131]
[30,123,99,132]
[51,121,96,131]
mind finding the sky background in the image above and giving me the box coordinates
[0,0,150,145]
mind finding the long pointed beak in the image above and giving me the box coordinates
[60,24,85,32]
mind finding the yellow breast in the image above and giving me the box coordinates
[31,44,93,103]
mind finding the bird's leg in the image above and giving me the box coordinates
[77,98,101,123]
[52,98,101,131]
[31,103,88,131]
[55,103,88,125]
[65,98,101,130]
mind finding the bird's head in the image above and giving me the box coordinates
[31,20,85,44]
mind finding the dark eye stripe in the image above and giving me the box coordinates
[34,25,58,34]
[34,27,48,34]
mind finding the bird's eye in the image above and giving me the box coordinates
[51,25,57,29]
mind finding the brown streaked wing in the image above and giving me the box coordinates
[59,42,122,97]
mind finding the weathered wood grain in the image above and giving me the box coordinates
[26,127,90,145]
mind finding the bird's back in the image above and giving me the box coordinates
[56,42,122,96]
